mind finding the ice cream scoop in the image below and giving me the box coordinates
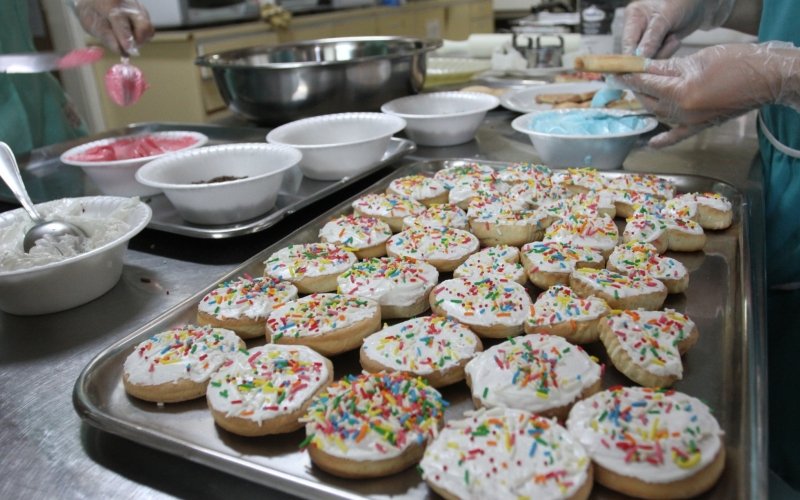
[104,57,148,107]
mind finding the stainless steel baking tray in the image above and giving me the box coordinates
[3,122,415,239]
[73,159,765,499]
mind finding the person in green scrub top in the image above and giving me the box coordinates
[1,0,153,156]
[618,0,800,494]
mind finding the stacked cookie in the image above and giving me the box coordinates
[120,163,734,497]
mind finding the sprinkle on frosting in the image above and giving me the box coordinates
[528,284,609,327]
[571,268,667,301]
[431,277,531,328]
[544,214,619,254]
[497,162,553,184]
[403,204,469,231]
[302,371,447,460]
[264,243,356,281]
[454,246,526,283]
[337,256,439,308]
[387,227,479,263]
[266,293,378,341]
[433,163,497,190]
[352,192,426,218]
[318,214,392,251]
[198,276,298,320]
[388,175,448,202]
[521,241,604,274]
[608,241,688,282]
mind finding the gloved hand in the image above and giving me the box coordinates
[617,42,800,147]
[623,0,736,58]
[73,0,154,56]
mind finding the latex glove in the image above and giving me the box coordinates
[73,0,154,56]
[623,0,736,58]
[618,42,800,148]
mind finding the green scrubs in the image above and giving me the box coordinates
[1,0,86,156]
[758,0,800,491]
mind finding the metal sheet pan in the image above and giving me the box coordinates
[73,159,764,499]
[2,122,415,239]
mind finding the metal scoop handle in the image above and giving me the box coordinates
[0,142,44,223]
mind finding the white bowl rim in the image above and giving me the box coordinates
[266,112,406,149]
[380,91,500,119]
[135,143,302,190]
[511,109,659,139]
[0,196,152,278]
[59,131,210,168]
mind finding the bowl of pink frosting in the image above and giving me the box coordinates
[60,131,208,196]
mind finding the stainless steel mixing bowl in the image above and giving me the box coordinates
[196,36,442,125]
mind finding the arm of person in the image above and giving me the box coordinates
[619,42,800,147]
[722,0,762,36]
[72,0,154,56]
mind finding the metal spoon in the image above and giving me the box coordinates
[0,141,87,253]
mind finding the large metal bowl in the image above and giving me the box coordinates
[196,36,442,125]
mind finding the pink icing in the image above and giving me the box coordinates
[104,60,148,107]
[67,134,199,162]
[57,47,104,70]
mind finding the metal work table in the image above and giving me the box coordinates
[0,109,765,498]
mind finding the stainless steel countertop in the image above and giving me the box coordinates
[0,109,762,499]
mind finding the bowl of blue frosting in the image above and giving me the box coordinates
[511,109,658,170]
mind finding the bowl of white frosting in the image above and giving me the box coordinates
[511,109,658,170]
[0,196,151,315]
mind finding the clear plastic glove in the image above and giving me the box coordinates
[73,0,154,56]
[617,42,800,148]
[623,0,736,58]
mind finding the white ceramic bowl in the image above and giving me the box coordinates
[0,197,152,315]
[60,131,208,197]
[511,109,659,170]
[266,112,406,181]
[381,91,499,147]
[135,143,302,225]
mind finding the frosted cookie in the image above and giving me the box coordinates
[360,315,483,388]
[624,213,706,253]
[544,214,619,258]
[122,325,244,404]
[402,203,469,231]
[433,163,496,189]
[337,256,439,319]
[448,174,507,209]
[265,293,381,356]
[387,174,449,206]
[453,245,527,285]
[599,309,699,387]
[420,407,593,500]
[264,243,357,294]
[605,173,676,200]
[607,241,689,294]
[318,214,392,260]
[386,227,479,272]
[553,167,607,195]
[206,344,332,436]
[468,204,547,247]
[567,387,725,498]
[606,189,666,219]
[501,178,554,208]
[430,277,531,338]
[352,192,426,232]
[302,371,446,478]
[525,284,610,344]
[662,192,733,230]
[197,276,298,339]
[521,241,605,289]
[570,268,668,310]
[464,334,602,421]
[496,162,553,184]
[664,216,707,252]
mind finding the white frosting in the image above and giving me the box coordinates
[553,168,607,192]
[608,242,688,281]
[497,162,553,183]
[623,214,668,244]
[567,387,724,483]
[420,407,590,499]
[266,293,378,340]
[464,334,601,412]
[453,247,526,283]
[528,285,608,328]
[502,179,554,207]
[264,243,356,280]
[521,241,604,273]
[662,195,698,220]
[387,227,479,263]
[433,163,496,189]
[544,214,619,254]
[695,192,732,212]
[198,277,298,321]
[448,175,508,207]
[466,192,530,216]
[431,277,531,327]
[206,344,330,421]
[388,175,448,202]
[337,256,439,308]
[665,217,705,236]
[570,268,667,299]
[361,316,481,375]
[605,309,695,378]
[318,214,392,251]
[303,371,445,461]
[605,174,675,199]
[402,204,469,231]
[351,192,425,218]
[123,325,242,385]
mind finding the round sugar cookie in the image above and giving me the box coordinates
[525,284,610,344]
[607,241,689,294]
[453,245,526,285]
[123,325,244,404]
[521,241,605,289]
[387,227,479,272]
[337,256,439,319]
[544,214,619,258]
[360,315,483,387]
[420,407,593,500]
[430,277,531,338]
[302,371,446,478]
[569,267,668,311]
[402,203,469,231]
[387,174,449,206]
[318,214,392,260]
[263,243,356,294]
[197,276,298,339]
[467,202,547,247]
[567,386,725,499]
[464,333,602,421]
[496,162,553,184]
[433,163,495,190]
[206,344,332,436]
[265,293,381,356]
[352,192,426,232]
